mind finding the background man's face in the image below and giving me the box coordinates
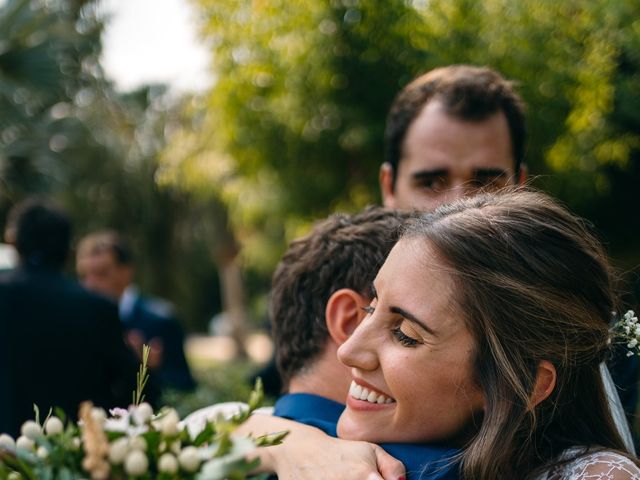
[76,250,132,300]
[381,99,518,211]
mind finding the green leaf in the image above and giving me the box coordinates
[32,405,40,425]
[254,430,288,447]
[247,378,264,413]
[142,430,162,455]
[213,432,232,457]
[193,422,215,447]
[53,408,67,424]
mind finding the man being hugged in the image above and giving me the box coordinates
[268,206,457,479]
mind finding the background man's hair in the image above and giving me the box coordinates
[384,65,526,186]
[270,206,411,389]
[76,230,134,266]
[7,198,71,269]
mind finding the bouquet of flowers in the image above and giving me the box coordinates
[0,347,284,479]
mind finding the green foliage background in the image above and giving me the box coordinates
[163,0,640,279]
[2,0,640,330]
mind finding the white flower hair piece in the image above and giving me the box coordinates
[614,310,640,357]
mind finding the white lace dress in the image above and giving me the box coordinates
[535,448,640,480]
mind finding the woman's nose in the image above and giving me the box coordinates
[337,319,379,371]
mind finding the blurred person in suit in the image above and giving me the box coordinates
[76,231,196,392]
[0,199,140,436]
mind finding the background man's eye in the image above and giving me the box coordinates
[420,177,447,191]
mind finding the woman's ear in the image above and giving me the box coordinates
[325,288,369,346]
[531,360,556,408]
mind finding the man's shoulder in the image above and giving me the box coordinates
[273,393,343,436]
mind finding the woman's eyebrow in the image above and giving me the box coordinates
[389,306,436,336]
[369,282,377,298]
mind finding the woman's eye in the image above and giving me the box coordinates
[361,305,375,315]
[392,327,420,347]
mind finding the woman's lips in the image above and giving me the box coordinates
[348,380,395,406]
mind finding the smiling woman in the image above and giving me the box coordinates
[333,188,640,478]
[337,238,483,446]
[233,188,640,480]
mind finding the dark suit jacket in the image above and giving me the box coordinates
[122,294,196,391]
[0,266,139,436]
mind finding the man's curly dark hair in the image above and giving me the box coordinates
[270,206,411,389]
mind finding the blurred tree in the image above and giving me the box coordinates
[164,0,430,272]
[436,0,640,262]
[0,0,102,204]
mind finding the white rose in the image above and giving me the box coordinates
[7,472,21,480]
[36,446,49,459]
[158,453,179,474]
[170,439,181,455]
[44,417,64,436]
[160,409,180,436]
[178,446,201,473]
[16,435,34,451]
[108,437,129,464]
[132,403,153,425]
[124,450,149,476]
[129,436,147,452]
[0,433,16,451]
[20,421,41,440]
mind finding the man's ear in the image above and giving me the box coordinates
[379,162,396,208]
[530,360,556,408]
[325,288,369,346]
[517,163,528,184]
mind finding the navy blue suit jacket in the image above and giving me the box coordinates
[0,267,139,436]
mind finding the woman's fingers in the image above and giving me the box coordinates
[373,444,406,480]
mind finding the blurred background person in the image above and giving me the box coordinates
[0,199,140,436]
[76,230,196,392]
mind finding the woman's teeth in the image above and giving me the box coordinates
[349,380,395,404]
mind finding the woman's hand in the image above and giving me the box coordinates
[236,413,406,480]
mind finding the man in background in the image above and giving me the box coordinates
[267,207,456,478]
[76,231,196,392]
[0,200,139,436]
[380,64,526,210]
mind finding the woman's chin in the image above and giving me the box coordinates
[337,407,388,443]
[336,412,368,441]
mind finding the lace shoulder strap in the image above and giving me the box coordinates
[547,450,640,480]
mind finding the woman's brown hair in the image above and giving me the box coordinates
[403,188,633,478]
